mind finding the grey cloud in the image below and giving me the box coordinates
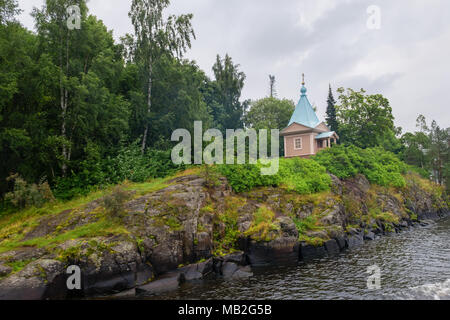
[17,0,450,132]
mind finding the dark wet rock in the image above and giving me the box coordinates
[324,239,340,255]
[221,262,252,280]
[135,264,155,287]
[399,221,409,229]
[347,233,364,248]
[221,262,239,278]
[231,266,253,280]
[0,264,12,277]
[278,216,299,238]
[364,231,376,241]
[334,236,347,250]
[195,232,213,259]
[196,258,214,275]
[300,243,327,261]
[419,220,436,227]
[0,259,66,300]
[418,212,440,220]
[346,227,362,236]
[135,272,184,297]
[76,240,151,296]
[372,224,384,234]
[109,288,136,299]
[178,258,213,281]
[222,251,247,266]
[83,273,135,296]
[184,269,203,281]
[326,226,346,241]
[246,237,299,267]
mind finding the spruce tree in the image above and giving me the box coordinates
[326,84,339,133]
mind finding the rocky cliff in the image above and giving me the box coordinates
[0,172,448,300]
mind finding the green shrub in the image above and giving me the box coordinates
[216,161,281,193]
[5,174,55,209]
[102,186,133,217]
[106,143,184,183]
[244,206,280,242]
[313,145,407,187]
[293,215,318,235]
[200,165,222,188]
[279,157,331,194]
[53,142,184,200]
[213,197,246,256]
[312,145,360,179]
[407,165,430,179]
[217,157,331,194]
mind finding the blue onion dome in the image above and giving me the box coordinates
[301,85,307,95]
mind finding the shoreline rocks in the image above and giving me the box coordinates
[0,173,448,300]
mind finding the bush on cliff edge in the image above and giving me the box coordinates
[313,145,408,188]
[217,158,331,194]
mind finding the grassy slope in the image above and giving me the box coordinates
[0,163,447,277]
[0,168,201,255]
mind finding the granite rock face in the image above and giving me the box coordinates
[0,259,66,300]
[245,237,300,267]
[0,171,447,300]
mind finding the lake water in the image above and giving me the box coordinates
[149,216,450,300]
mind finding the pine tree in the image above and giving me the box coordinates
[326,84,338,133]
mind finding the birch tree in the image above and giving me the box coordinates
[129,0,195,153]
[32,0,88,175]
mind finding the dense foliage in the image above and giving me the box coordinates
[0,0,245,202]
[313,145,408,188]
[334,89,448,187]
[217,161,281,193]
[53,142,183,200]
[0,0,447,210]
[244,97,295,131]
[278,158,332,194]
[218,145,412,194]
[400,115,449,188]
[335,88,398,150]
[217,157,331,194]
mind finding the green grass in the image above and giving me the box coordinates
[367,207,400,224]
[0,169,204,254]
[244,206,280,242]
[293,215,321,235]
[212,197,246,256]
[0,218,129,254]
[5,259,35,273]
[298,234,326,247]
[123,178,172,197]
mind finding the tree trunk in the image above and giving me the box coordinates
[60,31,67,176]
[61,30,70,176]
[141,55,153,154]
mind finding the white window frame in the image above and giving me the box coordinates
[294,137,303,150]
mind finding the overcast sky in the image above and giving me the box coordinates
[17,0,450,132]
